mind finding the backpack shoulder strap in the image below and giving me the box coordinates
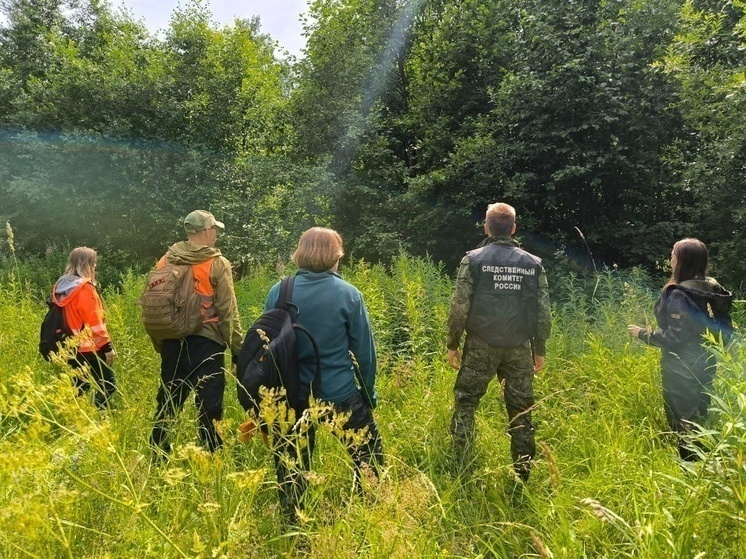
[293,323,323,397]
[277,275,295,310]
[275,275,323,396]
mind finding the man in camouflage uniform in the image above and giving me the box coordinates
[447,202,551,481]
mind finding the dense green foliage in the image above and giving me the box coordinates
[1,0,744,287]
[0,258,744,557]
[0,0,328,268]
[291,0,745,282]
[659,0,746,289]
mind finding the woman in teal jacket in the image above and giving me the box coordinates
[263,227,382,523]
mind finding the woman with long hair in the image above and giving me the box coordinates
[52,247,117,409]
[628,238,733,460]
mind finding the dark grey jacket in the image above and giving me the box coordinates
[447,236,551,354]
[640,278,733,380]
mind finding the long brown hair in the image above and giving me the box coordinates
[668,238,707,286]
[63,247,98,281]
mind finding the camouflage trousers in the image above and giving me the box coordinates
[450,335,536,479]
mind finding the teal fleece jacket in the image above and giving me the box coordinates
[263,269,377,406]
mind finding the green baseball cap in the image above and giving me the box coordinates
[183,210,225,233]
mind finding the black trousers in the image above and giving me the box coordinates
[71,350,116,409]
[662,364,715,461]
[273,390,384,522]
[150,336,226,453]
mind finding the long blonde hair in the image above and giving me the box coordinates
[64,247,98,280]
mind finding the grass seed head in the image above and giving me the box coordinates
[531,532,553,558]
[5,221,15,256]
[539,441,560,488]
[580,497,609,522]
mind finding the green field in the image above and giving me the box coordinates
[0,257,744,558]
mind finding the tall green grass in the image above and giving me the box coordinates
[0,257,743,558]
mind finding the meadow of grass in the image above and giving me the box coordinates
[0,255,744,558]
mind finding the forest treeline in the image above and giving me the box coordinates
[0,0,744,287]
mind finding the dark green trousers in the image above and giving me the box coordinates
[450,334,535,479]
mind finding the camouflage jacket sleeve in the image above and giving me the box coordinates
[532,266,552,356]
[447,255,474,350]
[212,256,244,357]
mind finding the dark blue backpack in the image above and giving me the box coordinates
[39,298,72,361]
[236,276,321,416]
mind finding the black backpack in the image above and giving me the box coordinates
[39,298,73,361]
[236,276,321,416]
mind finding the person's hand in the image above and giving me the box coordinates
[447,349,461,370]
[627,325,643,339]
[104,349,117,366]
[533,354,544,373]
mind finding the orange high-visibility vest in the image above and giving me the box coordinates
[53,280,111,353]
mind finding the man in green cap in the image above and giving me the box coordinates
[149,210,243,457]
[446,202,551,481]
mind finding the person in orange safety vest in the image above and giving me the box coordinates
[52,247,117,409]
[149,210,243,459]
